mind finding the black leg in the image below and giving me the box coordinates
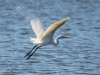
[24,45,37,58]
[27,46,41,60]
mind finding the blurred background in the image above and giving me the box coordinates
[0,0,100,75]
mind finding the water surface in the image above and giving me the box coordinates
[0,0,100,75]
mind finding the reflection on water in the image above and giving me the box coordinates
[0,0,100,75]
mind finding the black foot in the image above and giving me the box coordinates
[25,46,41,60]
[26,54,33,60]
[24,52,30,58]
[24,45,37,58]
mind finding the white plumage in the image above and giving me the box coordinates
[16,6,70,59]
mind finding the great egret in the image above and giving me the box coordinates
[16,6,70,60]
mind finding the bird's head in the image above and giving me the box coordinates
[58,35,70,39]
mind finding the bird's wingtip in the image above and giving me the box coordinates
[64,17,70,21]
[66,17,70,20]
[63,17,70,21]
[68,17,70,19]
[16,6,20,10]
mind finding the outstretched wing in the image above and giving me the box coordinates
[41,17,69,40]
[16,6,45,39]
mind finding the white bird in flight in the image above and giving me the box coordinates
[16,6,70,60]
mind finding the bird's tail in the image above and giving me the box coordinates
[30,38,43,45]
[30,38,37,43]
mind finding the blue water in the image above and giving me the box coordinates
[0,0,100,75]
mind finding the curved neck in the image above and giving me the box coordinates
[53,36,61,45]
